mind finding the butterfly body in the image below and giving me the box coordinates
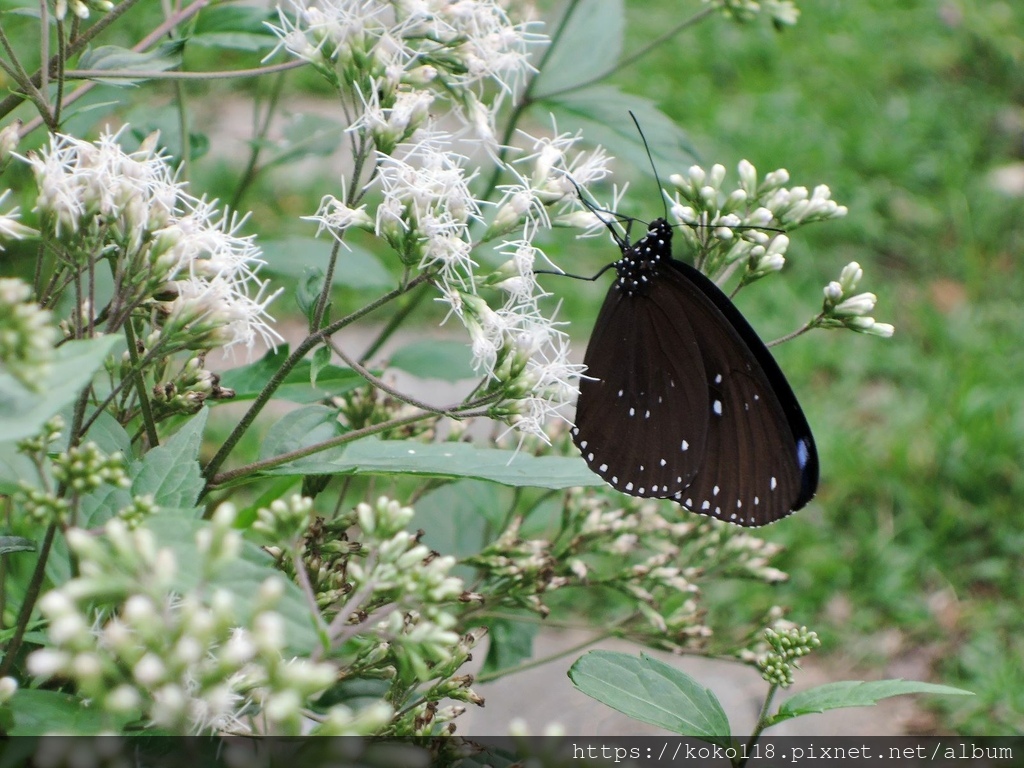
[571,218,817,526]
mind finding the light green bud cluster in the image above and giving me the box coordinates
[756,624,821,687]
[0,278,55,390]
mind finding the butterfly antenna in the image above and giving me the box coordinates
[564,174,630,249]
[629,111,669,221]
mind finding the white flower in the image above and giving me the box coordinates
[267,0,543,95]
[303,194,373,247]
[160,275,284,353]
[0,190,37,246]
[833,292,877,317]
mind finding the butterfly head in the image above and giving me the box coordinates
[614,218,674,297]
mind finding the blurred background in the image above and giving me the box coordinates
[1,0,1021,735]
[601,0,1024,734]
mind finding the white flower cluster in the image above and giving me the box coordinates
[820,261,895,337]
[669,159,848,285]
[54,0,113,20]
[711,0,800,27]
[21,130,282,355]
[559,492,792,649]
[27,505,389,735]
[268,0,542,147]
[350,497,470,681]
[0,189,36,247]
[272,4,608,443]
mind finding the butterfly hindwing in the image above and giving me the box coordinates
[663,260,818,525]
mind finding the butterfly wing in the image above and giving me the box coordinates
[572,280,712,499]
[664,260,818,525]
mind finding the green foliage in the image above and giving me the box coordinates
[0,337,120,443]
[569,650,732,743]
[0,0,1008,741]
[570,650,971,747]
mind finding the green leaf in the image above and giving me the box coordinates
[260,437,600,490]
[8,689,130,734]
[414,479,505,558]
[0,335,120,443]
[76,41,185,85]
[144,516,318,653]
[261,238,393,291]
[190,5,277,51]
[264,114,345,168]
[0,536,35,555]
[568,651,731,742]
[131,409,207,508]
[124,107,209,162]
[388,340,475,381]
[532,0,624,98]
[0,439,39,495]
[79,481,133,528]
[296,266,326,326]
[259,405,344,462]
[545,86,698,179]
[481,617,538,676]
[310,345,332,388]
[81,410,132,459]
[772,679,974,725]
[217,347,365,404]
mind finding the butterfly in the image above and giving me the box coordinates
[569,207,818,527]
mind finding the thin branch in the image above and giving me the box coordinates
[230,69,288,211]
[311,239,341,332]
[0,523,58,678]
[767,314,822,347]
[327,337,458,416]
[207,409,437,489]
[201,273,432,486]
[123,320,159,448]
[537,5,719,101]
[61,60,303,82]
[0,0,148,123]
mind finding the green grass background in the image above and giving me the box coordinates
[601,0,1024,734]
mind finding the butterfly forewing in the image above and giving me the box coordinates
[572,238,711,500]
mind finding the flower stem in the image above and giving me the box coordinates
[201,273,432,489]
[357,282,431,364]
[0,0,147,123]
[0,523,57,679]
[739,684,779,766]
[123,319,159,448]
[767,314,822,347]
